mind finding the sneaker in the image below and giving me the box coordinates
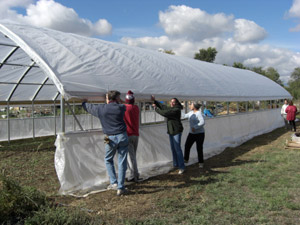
[199,163,204,168]
[117,189,128,196]
[107,183,118,190]
[178,169,185,174]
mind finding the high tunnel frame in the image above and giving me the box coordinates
[1,97,285,143]
[0,22,292,143]
[0,36,287,143]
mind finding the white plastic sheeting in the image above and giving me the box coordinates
[55,109,283,197]
[0,111,166,141]
[0,21,291,102]
[0,115,101,141]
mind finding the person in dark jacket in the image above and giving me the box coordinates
[151,95,185,174]
[82,90,129,196]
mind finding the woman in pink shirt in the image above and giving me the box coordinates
[285,100,297,132]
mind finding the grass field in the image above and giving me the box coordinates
[1,124,300,224]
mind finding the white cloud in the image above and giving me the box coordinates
[93,19,112,36]
[233,19,267,43]
[159,5,234,41]
[287,0,300,32]
[122,5,300,80]
[121,36,172,49]
[0,0,32,21]
[243,58,261,65]
[0,0,32,10]
[288,0,300,17]
[0,0,112,36]
[289,23,300,32]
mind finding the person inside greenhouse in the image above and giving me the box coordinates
[82,90,129,196]
[151,95,185,174]
[203,107,214,118]
[183,102,205,168]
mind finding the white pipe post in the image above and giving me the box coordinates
[60,95,65,133]
[54,101,56,135]
[138,102,142,126]
[73,101,76,131]
[7,102,10,143]
[227,102,229,115]
[32,101,35,139]
[90,102,93,129]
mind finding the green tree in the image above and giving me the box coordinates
[194,47,217,63]
[290,67,300,81]
[232,62,247,69]
[287,67,300,99]
[163,49,175,55]
[250,67,283,86]
[251,67,266,76]
[264,67,283,86]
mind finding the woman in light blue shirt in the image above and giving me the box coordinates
[184,102,205,168]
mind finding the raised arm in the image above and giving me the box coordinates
[183,111,192,119]
[82,101,100,118]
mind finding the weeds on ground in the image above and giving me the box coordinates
[0,174,47,224]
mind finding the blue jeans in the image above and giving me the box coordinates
[169,133,185,170]
[105,132,129,190]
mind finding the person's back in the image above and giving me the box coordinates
[285,101,297,132]
[286,105,297,121]
[82,90,129,196]
[83,102,126,135]
[123,91,141,182]
[124,104,139,136]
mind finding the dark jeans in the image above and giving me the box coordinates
[289,120,296,132]
[184,132,205,163]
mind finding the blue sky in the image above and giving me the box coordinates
[54,0,299,50]
[1,0,300,82]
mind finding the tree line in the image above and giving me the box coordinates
[162,47,300,99]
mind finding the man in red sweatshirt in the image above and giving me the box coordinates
[124,90,141,182]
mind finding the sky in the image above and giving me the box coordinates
[0,0,300,84]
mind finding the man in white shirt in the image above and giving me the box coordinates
[281,99,289,130]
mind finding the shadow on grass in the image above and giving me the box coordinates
[206,126,290,169]
[129,170,225,195]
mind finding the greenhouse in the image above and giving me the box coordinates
[0,21,292,196]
